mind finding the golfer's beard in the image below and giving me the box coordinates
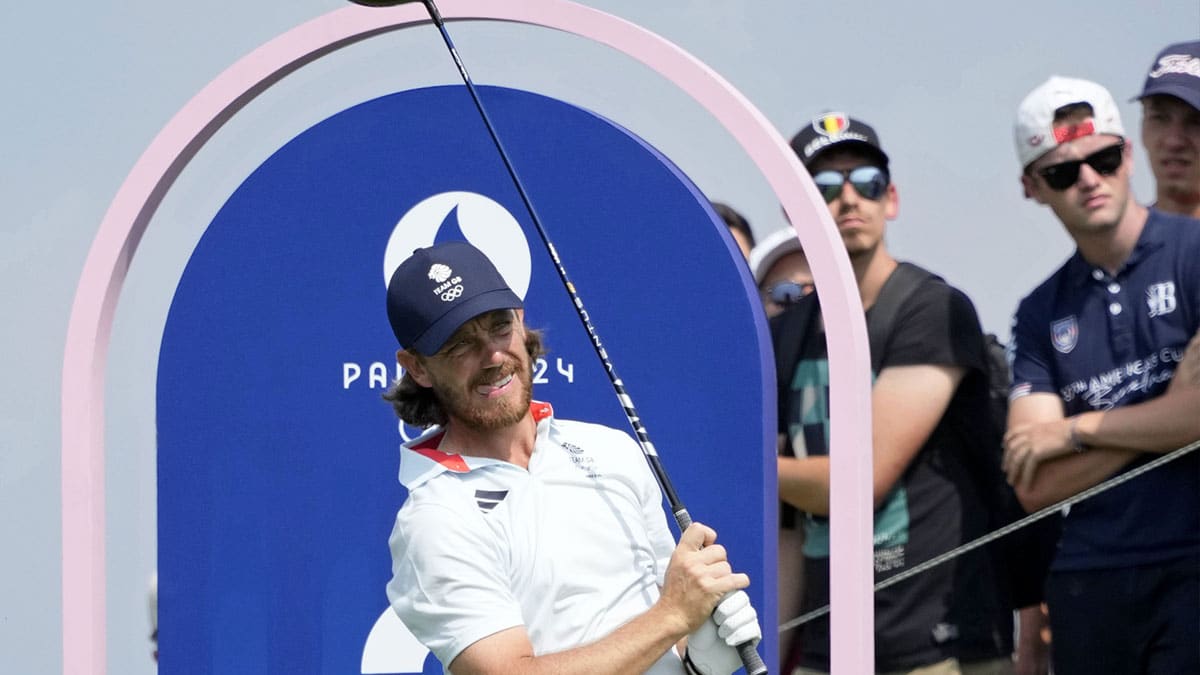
[440,359,533,432]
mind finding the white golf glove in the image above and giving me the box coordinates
[683,591,761,675]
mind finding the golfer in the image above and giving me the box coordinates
[382,241,760,675]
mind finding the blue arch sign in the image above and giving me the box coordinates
[157,85,776,673]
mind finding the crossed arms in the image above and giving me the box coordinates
[1003,331,1200,511]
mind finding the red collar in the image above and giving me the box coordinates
[409,401,553,473]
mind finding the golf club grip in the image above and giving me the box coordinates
[673,509,767,674]
[738,641,768,675]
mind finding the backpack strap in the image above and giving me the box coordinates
[770,293,820,432]
[872,264,1058,609]
[866,262,940,372]
[771,261,939,423]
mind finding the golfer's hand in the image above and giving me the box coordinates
[658,523,750,634]
[684,591,761,675]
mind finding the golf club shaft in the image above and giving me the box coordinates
[419,0,691,522]
[399,2,765,672]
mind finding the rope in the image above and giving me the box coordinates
[778,439,1200,633]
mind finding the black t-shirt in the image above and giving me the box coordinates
[779,275,1013,671]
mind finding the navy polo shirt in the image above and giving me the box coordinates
[1010,208,1200,571]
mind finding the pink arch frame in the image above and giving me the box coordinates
[61,1,874,672]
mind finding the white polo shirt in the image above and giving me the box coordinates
[387,402,682,673]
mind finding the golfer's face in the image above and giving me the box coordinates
[426,309,533,431]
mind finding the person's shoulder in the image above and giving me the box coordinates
[914,267,958,301]
[896,263,977,316]
[553,417,635,446]
[1148,206,1200,228]
[553,416,609,432]
[396,471,479,524]
[1014,254,1075,313]
[941,282,982,323]
[1148,208,1200,247]
[550,418,654,480]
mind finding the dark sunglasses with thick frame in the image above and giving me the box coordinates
[766,280,815,306]
[1036,140,1125,191]
[810,165,890,203]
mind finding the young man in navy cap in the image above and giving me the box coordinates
[380,241,760,675]
[1007,75,1200,675]
[776,113,1031,674]
[1135,40,1200,219]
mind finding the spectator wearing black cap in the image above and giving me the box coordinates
[776,113,1030,674]
[1134,40,1200,219]
[380,241,761,675]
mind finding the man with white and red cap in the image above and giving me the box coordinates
[381,240,760,675]
[1006,75,1200,675]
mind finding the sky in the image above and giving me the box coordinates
[2,1,1197,673]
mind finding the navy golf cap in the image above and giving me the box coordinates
[386,241,523,356]
[1134,40,1200,111]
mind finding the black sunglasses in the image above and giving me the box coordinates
[1037,140,1125,191]
[811,165,889,203]
[767,280,815,305]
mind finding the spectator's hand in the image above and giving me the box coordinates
[658,523,750,636]
[1002,418,1075,489]
[1169,330,1200,393]
[1013,604,1050,675]
[684,591,760,675]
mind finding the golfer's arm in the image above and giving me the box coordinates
[448,605,688,675]
[1008,393,1138,512]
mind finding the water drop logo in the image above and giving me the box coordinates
[383,191,532,299]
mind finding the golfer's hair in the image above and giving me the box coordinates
[382,327,547,428]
